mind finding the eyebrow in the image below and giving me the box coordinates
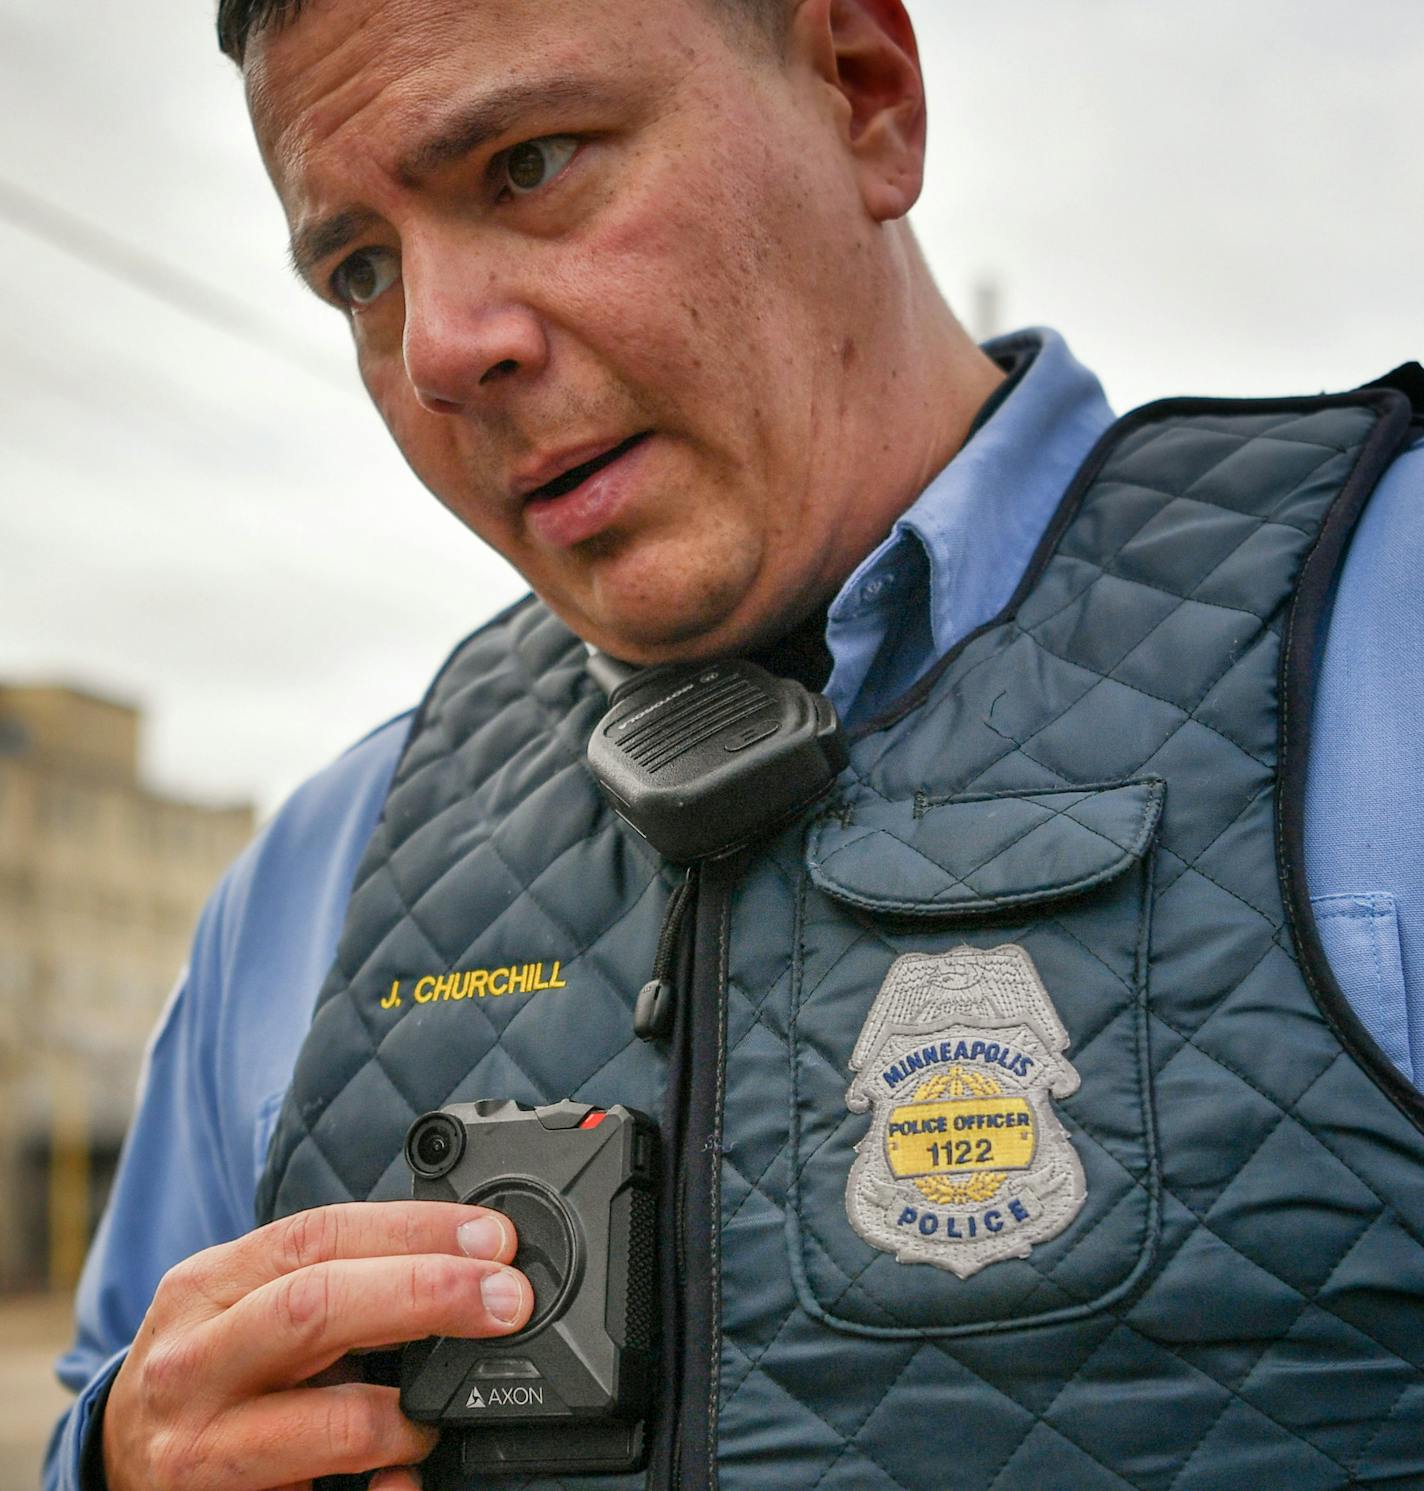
[287,74,623,285]
[288,208,382,284]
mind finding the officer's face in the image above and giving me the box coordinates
[247,0,905,662]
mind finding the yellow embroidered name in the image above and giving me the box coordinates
[379,961,567,1010]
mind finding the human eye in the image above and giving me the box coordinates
[494,135,579,200]
[329,246,400,309]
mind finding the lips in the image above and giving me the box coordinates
[518,432,651,503]
[519,431,656,549]
[527,433,649,501]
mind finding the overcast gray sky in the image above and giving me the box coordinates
[2,0,1421,817]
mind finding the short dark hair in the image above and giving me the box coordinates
[218,0,788,65]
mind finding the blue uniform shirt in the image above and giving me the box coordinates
[45,330,1424,1487]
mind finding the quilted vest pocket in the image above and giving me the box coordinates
[788,778,1164,1337]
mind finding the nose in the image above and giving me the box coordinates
[400,242,550,415]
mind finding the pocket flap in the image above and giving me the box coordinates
[807,778,1165,919]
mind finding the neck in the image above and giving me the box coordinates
[797,225,1005,613]
[885,228,1006,497]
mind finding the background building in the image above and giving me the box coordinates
[0,683,254,1292]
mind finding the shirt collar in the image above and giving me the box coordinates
[824,328,1117,716]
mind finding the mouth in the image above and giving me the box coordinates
[517,430,658,551]
[524,432,652,504]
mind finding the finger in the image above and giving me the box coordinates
[369,1470,423,1491]
[159,1203,518,1323]
[217,1383,436,1487]
[212,1253,534,1391]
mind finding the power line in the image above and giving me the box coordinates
[0,173,354,396]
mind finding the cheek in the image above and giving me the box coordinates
[361,355,483,505]
[564,147,790,399]
[357,341,409,436]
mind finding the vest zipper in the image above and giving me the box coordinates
[648,854,733,1491]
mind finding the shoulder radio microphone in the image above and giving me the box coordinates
[586,657,848,863]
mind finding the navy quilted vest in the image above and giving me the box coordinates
[259,378,1424,1490]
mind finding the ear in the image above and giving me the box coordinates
[792,0,927,221]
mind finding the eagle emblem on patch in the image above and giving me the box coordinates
[845,944,1087,1278]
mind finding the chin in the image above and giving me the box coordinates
[582,592,814,668]
[570,554,767,663]
[584,615,738,668]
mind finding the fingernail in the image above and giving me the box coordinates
[370,1471,422,1491]
[457,1215,508,1260]
[369,1472,421,1491]
[481,1268,525,1326]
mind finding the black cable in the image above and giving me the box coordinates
[0,172,353,395]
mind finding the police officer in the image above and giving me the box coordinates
[47,1,1424,1488]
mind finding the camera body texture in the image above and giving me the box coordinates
[400,1098,659,1481]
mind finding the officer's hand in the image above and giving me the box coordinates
[103,1201,531,1491]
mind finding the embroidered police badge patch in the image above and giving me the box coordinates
[845,944,1087,1278]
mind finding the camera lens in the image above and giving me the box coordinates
[417,1129,450,1166]
[404,1112,466,1180]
